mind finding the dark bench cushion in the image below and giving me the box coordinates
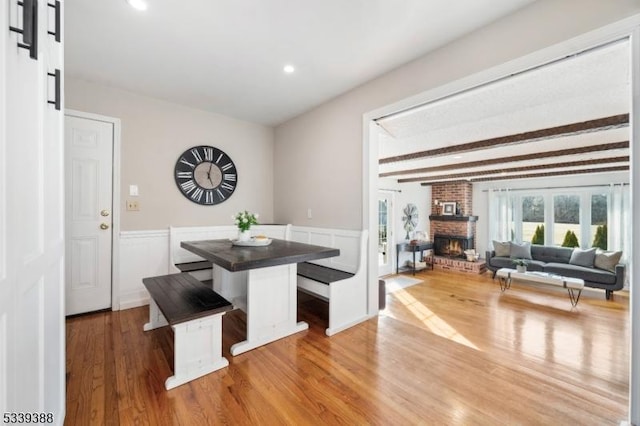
[297,262,354,285]
[175,260,212,273]
[142,273,232,325]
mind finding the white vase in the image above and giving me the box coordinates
[238,229,251,242]
[516,265,526,273]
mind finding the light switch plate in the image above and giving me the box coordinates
[129,185,139,196]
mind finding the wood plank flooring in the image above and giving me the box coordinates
[64,269,629,425]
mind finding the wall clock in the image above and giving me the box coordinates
[402,203,418,240]
[174,145,237,205]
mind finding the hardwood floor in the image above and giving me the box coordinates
[64,270,629,425]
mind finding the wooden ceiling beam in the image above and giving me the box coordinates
[418,166,629,186]
[379,141,629,178]
[398,156,629,183]
[379,114,629,165]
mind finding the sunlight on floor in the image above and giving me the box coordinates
[393,288,480,351]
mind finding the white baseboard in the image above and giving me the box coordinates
[118,290,150,311]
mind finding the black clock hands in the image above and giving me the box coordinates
[206,162,216,187]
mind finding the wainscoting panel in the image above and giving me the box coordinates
[118,230,169,310]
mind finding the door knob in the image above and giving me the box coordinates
[100,223,109,230]
[101,210,110,217]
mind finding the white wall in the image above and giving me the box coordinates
[380,179,431,238]
[273,0,640,229]
[65,78,275,231]
[473,171,630,256]
[379,179,431,269]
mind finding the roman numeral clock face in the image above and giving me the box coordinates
[174,145,237,205]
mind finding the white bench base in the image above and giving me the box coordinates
[291,227,369,336]
[496,268,584,307]
[144,299,229,390]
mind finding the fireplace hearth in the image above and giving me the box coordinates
[434,234,474,258]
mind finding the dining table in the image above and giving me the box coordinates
[180,238,339,355]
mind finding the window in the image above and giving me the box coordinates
[490,186,627,266]
[491,188,619,250]
[591,194,607,249]
[378,199,388,265]
[522,196,544,244]
[553,195,580,246]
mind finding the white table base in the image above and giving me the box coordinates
[216,263,309,356]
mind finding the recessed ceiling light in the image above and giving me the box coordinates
[283,65,295,74]
[453,155,463,159]
[126,0,148,11]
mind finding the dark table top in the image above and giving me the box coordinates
[180,238,340,272]
[397,240,433,250]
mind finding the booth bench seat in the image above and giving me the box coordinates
[291,226,368,336]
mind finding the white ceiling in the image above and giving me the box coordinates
[377,39,631,184]
[64,0,536,126]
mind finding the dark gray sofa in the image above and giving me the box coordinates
[485,245,625,300]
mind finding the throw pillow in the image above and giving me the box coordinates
[509,242,532,260]
[493,240,510,257]
[569,247,597,268]
[594,250,623,272]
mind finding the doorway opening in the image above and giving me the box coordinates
[364,25,638,423]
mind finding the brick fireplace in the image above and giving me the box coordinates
[428,181,485,273]
[429,181,477,250]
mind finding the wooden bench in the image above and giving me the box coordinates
[174,260,212,274]
[291,227,368,336]
[297,262,355,285]
[142,273,233,390]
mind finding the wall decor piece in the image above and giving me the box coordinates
[402,203,419,240]
[441,202,456,216]
[174,145,237,205]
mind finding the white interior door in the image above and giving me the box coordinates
[378,192,393,276]
[65,115,114,315]
[1,0,65,416]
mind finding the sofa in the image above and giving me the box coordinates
[485,242,625,300]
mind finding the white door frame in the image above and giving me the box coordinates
[362,15,640,424]
[65,109,122,311]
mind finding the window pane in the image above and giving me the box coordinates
[591,194,607,250]
[522,196,544,244]
[553,195,580,246]
[378,200,388,266]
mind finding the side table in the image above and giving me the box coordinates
[396,241,434,275]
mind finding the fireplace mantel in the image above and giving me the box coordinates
[429,215,478,222]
